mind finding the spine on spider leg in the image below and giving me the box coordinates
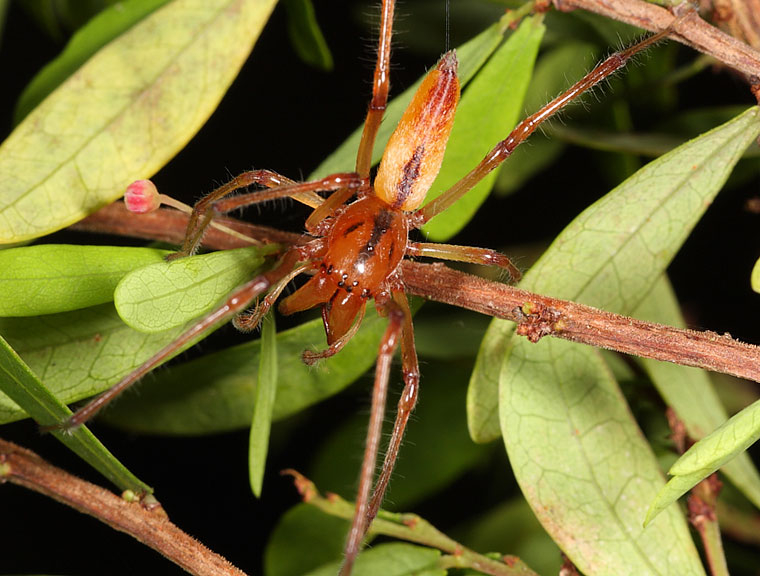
[374,52,461,211]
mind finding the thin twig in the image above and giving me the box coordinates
[284,470,539,576]
[73,203,760,385]
[0,438,248,576]
[554,0,760,79]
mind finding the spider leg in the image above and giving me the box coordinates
[176,171,364,258]
[177,169,295,257]
[407,241,521,282]
[355,0,395,178]
[53,249,304,431]
[340,302,404,576]
[412,26,676,226]
[233,261,315,332]
[366,291,419,526]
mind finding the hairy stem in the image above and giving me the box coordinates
[555,0,760,79]
[0,438,248,576]
[284,470,539,576]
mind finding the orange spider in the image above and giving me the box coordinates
[62,1,674,572]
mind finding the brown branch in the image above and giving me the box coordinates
[73,203,760,384]
[554,0,760,80]
[402,262,760,383]
[0,438,248,576]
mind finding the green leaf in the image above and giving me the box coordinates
[283,0,333,71]
[304,543,441,576]
[526,106,760,308]
[502,339,705,575]
[413,309,491,359]
[249,312,277,498]
[421,17,545,241]
[0,303,188,425]
[114,245,275,333]
[14,0,172,123]
[265,503,349,576]
[498,107,760,574]
[752,257,760,293]
[310,16,508,178]
[101,310,387,435]
[0,244,169,316]
[647,399,760,523]
[0,0,278,244]
[645,469,709,527]
[635,276,760,510]
[470,106,760,443]
[0,333,150,493]
[467,313,515,444]
[484,39,599,196]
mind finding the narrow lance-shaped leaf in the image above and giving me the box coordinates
[0,245,169,317]
[0,0,278,244]
[0,334,150,493]
[421,16,544,241]
[310,14,509,178]
[499,107,760,575]
[647,398,760,524]
[635,276,760,510]
[115,245,277,333]
[283,0,333,71]
[249,311,278,498]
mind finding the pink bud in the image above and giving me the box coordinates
[124,180,160,213]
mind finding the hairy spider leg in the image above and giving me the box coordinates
[335,4,682,570]
[412,25,676,227]
[340,302,406,576]
[355,0,395,178]
[58,174,363,431]
[407,241,522,282]
[366,291,419,526]
[56,249,304,430]
[175,170,362,258]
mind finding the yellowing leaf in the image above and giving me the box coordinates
[0,0,277,243]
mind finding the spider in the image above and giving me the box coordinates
[60,1,677,572]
